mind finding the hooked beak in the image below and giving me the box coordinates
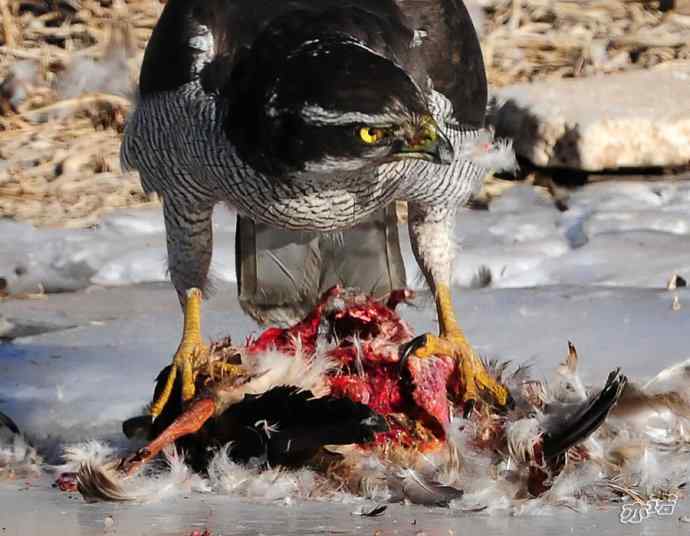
[393,118,454,165]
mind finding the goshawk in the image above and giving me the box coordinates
[122,0,511,419]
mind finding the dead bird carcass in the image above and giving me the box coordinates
[77,288,627,505]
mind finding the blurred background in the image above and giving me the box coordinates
[0,0,689,299]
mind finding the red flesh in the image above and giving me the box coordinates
[247,288,457,445]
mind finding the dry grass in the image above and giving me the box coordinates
[481,0,690,86]
[0,0,159,227]
[0,0,687,227]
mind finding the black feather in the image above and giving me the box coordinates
[542,369,627,460]
[139,0,486,125]
[122,365,183,441]
[395,0,487,126]
[131,370,388,470]
[0,410,20,435]
[206,386,388,467]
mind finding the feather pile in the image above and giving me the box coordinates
[0,410,42,480]
[20,288,690,513]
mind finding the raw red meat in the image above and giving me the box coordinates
[247,287,458,447]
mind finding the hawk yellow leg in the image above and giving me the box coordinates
[150,288,209,418]
[411,284,510,410]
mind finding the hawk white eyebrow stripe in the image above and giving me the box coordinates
[299,104,401,126]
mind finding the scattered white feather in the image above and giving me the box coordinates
[644,358,690,398]
[506,417,542,464]
[448,427,519,514]
[547,347,588,404]
[242,343,337,398]
[76,445,210,502]
[538,463,604,511]
[0,433,42,479]
[254,419,280,438]
[457,130,518,173]
[207,445,324,502]
[58,440,116,473]
[388,467,464,506]
[351,334,366,377]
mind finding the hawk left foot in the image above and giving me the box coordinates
[400,283,511,415]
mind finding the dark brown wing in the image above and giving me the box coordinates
[395,0,487,127]
[139,0,306,96]
[139,0,414,96]
[139,0,485,119]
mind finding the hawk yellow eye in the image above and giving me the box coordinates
[359,127,385,144]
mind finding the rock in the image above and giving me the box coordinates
[494,65,690,171]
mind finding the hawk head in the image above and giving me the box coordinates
[225,35,453,177]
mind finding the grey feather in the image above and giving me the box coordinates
[0,411,20,436]
[237,206,406,325]
[389,468,464,506]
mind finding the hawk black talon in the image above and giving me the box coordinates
[463,389,514,418]
[506,393,516,410]
[492,392,516,415]
[398,334,430,374]
[463,399,476,419]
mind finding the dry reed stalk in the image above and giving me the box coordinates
[480,0,690,86]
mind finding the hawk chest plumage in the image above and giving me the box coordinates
[121,0,489,231]
[122,81,485,231]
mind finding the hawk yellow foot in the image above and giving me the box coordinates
[400,284,512,416]
[150,288,209,419]
[401,332,511,415]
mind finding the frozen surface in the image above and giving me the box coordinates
[2,181,690,296]
[3,476,689,536]
[2,180,690,534]
[447,181,690,288]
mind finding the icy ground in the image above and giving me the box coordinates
[1,181,690,534]
[2,181,690,296]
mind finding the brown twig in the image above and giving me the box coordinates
[19,92,130,123]
[0,0,17,48]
